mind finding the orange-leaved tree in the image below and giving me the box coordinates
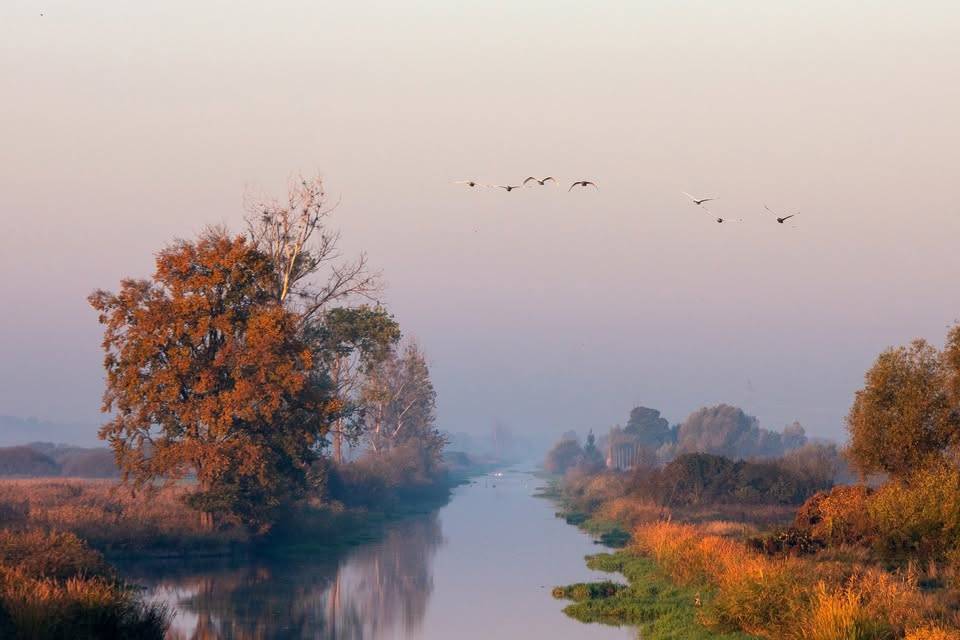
[89,229,332,531]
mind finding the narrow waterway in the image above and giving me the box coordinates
[122,469,635,639]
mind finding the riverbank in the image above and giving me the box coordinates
[0,468,479,558]
[546,473,960,640]
[0,529,169,639]
[542,478,755,639]
[0,469,480,639]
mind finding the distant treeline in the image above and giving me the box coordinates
[0,443,118,478]
[546,403,817,476]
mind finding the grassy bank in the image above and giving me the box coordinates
[0,529,168,639]
[0,469,470,558]
[0,479,247,556]
[553,551,757,639]
[547,472,960,639]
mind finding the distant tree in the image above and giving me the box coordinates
[362,341,445,466]
[674,404,799,459]
[544,439,583,474]
[675,404,765,458]
[0,447,59,477]
[781,421,808,451]
[584,430,598,456]
[316,306,400,462]
[847,339,960,480]
[780,442,845,489]
[624,406,673,449]
[581,429,604,471]
[89,230,330,531]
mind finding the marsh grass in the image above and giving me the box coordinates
[635,521,958,639]
[553,552,757,639]
[0,479,247,555]
[0,529,168,639]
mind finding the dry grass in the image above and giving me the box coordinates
[0,529,168,639]
[597,496,667,530]
[633,520,958,639]
[0,479,247,553]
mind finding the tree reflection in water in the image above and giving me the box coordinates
[124,513,444,640]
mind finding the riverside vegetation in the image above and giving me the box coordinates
[548,323,960,639]
[0,177,470,639]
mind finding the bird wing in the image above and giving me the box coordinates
[697,197,715,204]
[781,214,796,221]
[585,181,598,189]
[454,180,473,185]
[522,177,538,185]
[682,191,699,203]
[542,176,556,184]
[568,182,578,191]
[764,204,777,215]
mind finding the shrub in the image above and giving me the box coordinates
[325,444,450,509]
[794,485,874,547]
[868,462,960,560]
[0,530,111,581]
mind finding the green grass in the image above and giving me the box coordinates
[554,508,632,548]
[554,552,759,640]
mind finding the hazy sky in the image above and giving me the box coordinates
[2,1,959,444]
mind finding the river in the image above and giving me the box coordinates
[121,468,635,639]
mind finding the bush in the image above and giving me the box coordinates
[627,453,824,508]
[325,444,450,509]
[794,485,874,547]
[0,530,111,581]
[868,462,960,560]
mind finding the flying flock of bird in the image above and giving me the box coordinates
[454,177,799,226]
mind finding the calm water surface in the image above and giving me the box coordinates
[121,469,635,639]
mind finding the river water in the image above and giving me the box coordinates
[122,469,635,639]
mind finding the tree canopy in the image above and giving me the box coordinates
[846,338,960,480]
[89,231,330,529]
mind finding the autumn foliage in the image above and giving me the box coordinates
[89,230,331,529]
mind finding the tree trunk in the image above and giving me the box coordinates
[333,418,343,463]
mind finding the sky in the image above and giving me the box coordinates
[2,1,959,445]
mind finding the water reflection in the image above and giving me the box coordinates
[124,514,444,640]
[119,472,634,640]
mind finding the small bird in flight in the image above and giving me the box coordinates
[568,180,598,191]
[454,180,483,188]
[523,176,556,186]
[764,205,799,224]
[683,192,716,206]
[497,185,523,192]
